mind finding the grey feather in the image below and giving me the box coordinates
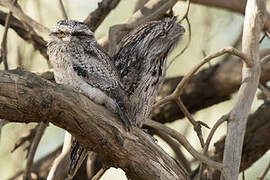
[113,17,185,127]
[47,19,132,179]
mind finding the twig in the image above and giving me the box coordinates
[0,1,50,34]
[175,97,207,148]
[0,11,49,61]
[144,119,223,170]
[261,53,270,64]
[259,83,270,101]
[153,47,253,109]
[154,129,191,173]
[198,114,229,179]
[167,2,192,69]
[242,171,246,180]
[265,31,270,40]
[204,115,228,153]
[11,127,37,155]
[257,161,270,180]
[58,0,68,19]
[0,0,17,70]
[91,167,108,180]
[259,32,267,43]
[23,122,48,180]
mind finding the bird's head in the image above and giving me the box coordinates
[120,17,185,58]
[48,19,94,46]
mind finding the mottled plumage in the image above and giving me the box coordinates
[47,20,132,179]
[47,20,131,128]
[113,17,185,127]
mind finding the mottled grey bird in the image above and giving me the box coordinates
[84,18,185,179]
[47,19,132,179]
[113,17,185,127]
[47,20,132,128]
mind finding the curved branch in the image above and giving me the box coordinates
[0,69,190,180]
[0,11,48,60]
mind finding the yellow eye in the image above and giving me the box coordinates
[57,31,65,38]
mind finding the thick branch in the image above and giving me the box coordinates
[222,1,264,179]
[12,99,270,179]
[0,69,190,180]
[83,0,121,32]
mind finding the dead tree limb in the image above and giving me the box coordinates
[0,11,48,60]
[0,69,190,180]
[222,1,265,179]
[83,0,121,32]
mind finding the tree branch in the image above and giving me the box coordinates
[222,1,264,179]
[0,69,190,180]
[0,0,49,33]
[83,0,121,32]
[152,49,270,123]
[0,11,48,61]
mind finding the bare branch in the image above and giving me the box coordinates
[153,47,252,109]
[0,11,49,61]
[222,1,265,179]
[198,114,229,179]
[23,122,48,180]
[91,167,108,180]
[154,129,191,173]
[0,0,17,70]
[175,97,207,148]
[11,125,37,155]
[257,161,270,180]
[258,83,270,101]
[144,119,223,171]
[83,0,121,32]
[58,0,68,19]
[0,0,49,34]
[168,16,191,69]
[0,69,190,180]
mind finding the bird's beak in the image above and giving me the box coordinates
[62,34,73,42]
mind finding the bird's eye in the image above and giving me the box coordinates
[159,31,166,38]
[57,31,65,38]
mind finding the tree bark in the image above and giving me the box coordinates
[0,69,190,180]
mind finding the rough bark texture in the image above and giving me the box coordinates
[0,69,190,180]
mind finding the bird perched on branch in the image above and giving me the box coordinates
[47,19,132,179]
[114,17,185,127]
[47,20,132,128]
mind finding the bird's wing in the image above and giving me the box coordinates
[71,46,119,93]
[113,46,146,95]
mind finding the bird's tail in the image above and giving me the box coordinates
[65,138,88,180]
